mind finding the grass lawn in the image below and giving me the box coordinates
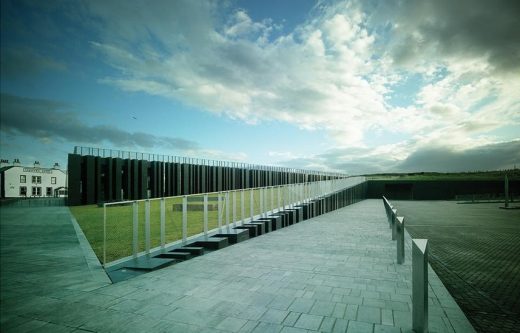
[71,188,290,264]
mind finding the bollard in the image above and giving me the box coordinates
[505,174,509,208]
[382,196,393,227]
[396,216,405,264]
[103,203,107,266]
[412,239,429,333]
[389,205,393,228]
[391,208,397,240]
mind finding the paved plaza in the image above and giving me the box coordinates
[391,201,520,333]
[0,200,474,332]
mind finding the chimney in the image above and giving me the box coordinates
[0,159,9,167]
[53,162,60,170]
[13,158,21,166]
[34,161,40,168]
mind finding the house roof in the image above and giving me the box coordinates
[0,166,14,173]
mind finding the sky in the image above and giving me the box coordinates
[1,0,519,174]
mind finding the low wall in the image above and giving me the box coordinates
[367,180,519,200]
[0,197,67,207]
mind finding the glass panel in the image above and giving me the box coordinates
[149,199,162,249]
[71,204,105,262]
[187,194,204,238]
[164,196,183,244]
[105,202,133,263]
[207,193,219,231]
[256,188,263,216]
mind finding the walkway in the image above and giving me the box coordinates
[0,200,474,332]
[0,206,110,332]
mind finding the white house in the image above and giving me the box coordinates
[0,159,67,198]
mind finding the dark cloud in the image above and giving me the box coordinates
[0,93,199,151]
[368,0,520,73]
[279,148,399,175]
[278,141,520,174]
[396,141,520,172]
[0,47,67,80]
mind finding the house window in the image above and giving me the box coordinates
[32,187,42,196]
[20,186,27,196]
[20,175,26,183]
[46,187,53,196]
[32,176,41,184]
[51,177,56,184]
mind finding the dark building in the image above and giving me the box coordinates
[68,147,345,206]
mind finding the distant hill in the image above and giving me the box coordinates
[364,169,520,181]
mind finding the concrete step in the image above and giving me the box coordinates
[190,237,229,250]
[258,216,282,231]
[286,207,303,222]
[213,229,249,244]
[155,252,192,260]
[270,212,288,227]
[253,219,272,233]
[234,225,258,237]
[285,210,296,225]
[122,257,177,271]
[244,222,265,235]
[172,247,205,256]
[294,204,310,220]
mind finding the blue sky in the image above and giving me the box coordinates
[1,0,519,174]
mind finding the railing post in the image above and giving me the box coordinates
[132,201,138,258]
[412,239,429,333]
[145,200,151,256]
[203,194,208,235]
[278,186,281,211]
[226,192,230,230]
[182,196,187,244]
[396,216,405,264]
[259,187,263,218]
[241,190,245,223]
[218,192,222,231]
[232,191,237,228]
[160,198,165,250]
[391,208,397,240]
[103,203,107,266]
[265,187,269,215]
[264,187,269,216]
[250,189,254,221]
[270,187,274,214]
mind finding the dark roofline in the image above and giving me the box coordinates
[0,166,14,173]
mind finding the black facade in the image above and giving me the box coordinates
[68,153,341,206]
[366,180,519,200]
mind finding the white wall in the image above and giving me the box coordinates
[3,166,67,198]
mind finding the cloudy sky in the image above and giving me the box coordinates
[1,0,519,174]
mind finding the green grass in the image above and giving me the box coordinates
[71,188,290,264]
[365,170,520,181]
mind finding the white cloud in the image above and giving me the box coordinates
[86,0,520,173]
[88,0,388,148]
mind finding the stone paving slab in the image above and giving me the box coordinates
[0,200,475,332]
[391,201,520,333]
